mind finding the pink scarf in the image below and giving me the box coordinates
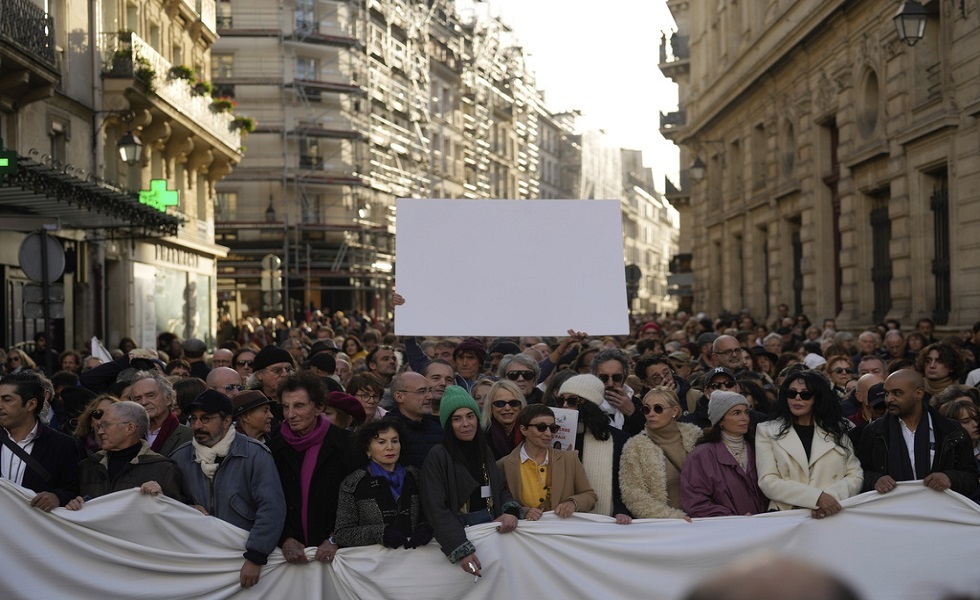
[280,415,330,542]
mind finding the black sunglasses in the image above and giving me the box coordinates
[506,370,535,381]
[90,409,104,420]
[831,367,855,375]
[708,380,737,391]
[559,394,583,407]
[642,404,669,415]
[236,360,253,366]
[527,423,561,433]
[786,390,815,400]
[597,373,624,384]
[492,399,522,409]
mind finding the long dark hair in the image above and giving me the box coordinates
[772,369,851,454]
[443,408,492,469]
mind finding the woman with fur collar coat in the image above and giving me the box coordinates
[620,387,702,519]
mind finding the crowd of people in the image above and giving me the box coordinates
[1,303,979,588]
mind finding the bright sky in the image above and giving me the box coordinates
[479,0,680,193]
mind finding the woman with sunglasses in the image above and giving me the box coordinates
[232,347,257,381]
[620,387,702,520]
[480,380,527,460]
[755,369,862,518]
[73,394,120,455]
[554,374,632,523]
[498,354,544,403]
[5,349,36,374]
[680,391,767,517]
[498,404,597,521]
[421,386,520,578]
[826,355,856,399]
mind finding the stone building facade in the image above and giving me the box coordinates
[661,0,979,331]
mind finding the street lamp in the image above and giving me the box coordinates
[689,157,707,182]
[117,131,142,165]
[893,0,928,46]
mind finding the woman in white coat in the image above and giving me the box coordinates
[756,369,862,518]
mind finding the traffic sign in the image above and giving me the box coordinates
[18,232,65,283]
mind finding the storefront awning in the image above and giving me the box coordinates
[0,158,183,236]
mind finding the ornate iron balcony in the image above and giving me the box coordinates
[0,0,56,69]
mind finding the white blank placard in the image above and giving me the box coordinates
[394,198,629,336]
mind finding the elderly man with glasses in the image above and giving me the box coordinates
[68,401,182,509]
[206,367,246,398]
[387,372,443,468]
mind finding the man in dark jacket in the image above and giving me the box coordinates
[858,369,979,498]
[388,372,443,468]
[0,372,80,510]
[68,401,182,509]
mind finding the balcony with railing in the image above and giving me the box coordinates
[659,32,689,79]
[101,31,241,154]
[0,0,60,107]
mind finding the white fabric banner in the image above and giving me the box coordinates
[0,479,977,599]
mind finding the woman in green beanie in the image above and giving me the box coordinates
[421,385,520,578]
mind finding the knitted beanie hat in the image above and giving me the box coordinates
[558,374,605,405]
[439,385,481,429]
[708,390,749,426]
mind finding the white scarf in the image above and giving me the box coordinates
[192,426,237,480]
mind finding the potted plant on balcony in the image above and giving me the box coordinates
[169,65,196,82]
[192,80,214,97]
[231,116,257,135]
[134,56,156,94]
[212,97,236,113]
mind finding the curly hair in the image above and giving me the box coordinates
[915,343,964,380]
[355,418,408,466]
[772,369,851,455]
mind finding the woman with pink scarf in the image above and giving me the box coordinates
[270,373,355,564]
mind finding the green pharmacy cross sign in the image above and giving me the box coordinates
[0,137,18,185]
[139,179,179,212]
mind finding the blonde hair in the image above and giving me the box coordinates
[480,379,526,429]
[642,386,681,411]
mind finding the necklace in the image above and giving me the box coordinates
[721,431,746,461]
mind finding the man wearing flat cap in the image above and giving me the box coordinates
[249,345,295,402]
[171,390,285,589]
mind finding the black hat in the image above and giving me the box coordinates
[231,390,274,419]
[185,389,234,416]
[749,346,779,364]
[708,366,736,381]
[488,340,521,356]
[60,386,97,417]
[310,339,339,356]
[309,352,337,374]
[252,345,294,372]
[867,382,886,408]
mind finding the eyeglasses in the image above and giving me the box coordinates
[597,373,624,384]
[641,404,669,415]
[398,387,431,396]
[831,367,855,375]
[785,389,815,400]
[527,423,561,433]
[223,384,245,393]
[713,348,742,358]
[355,392,381,403]
[267,365,295,376]
[708,380,737,391]
[95,420,130,431]
[9,356,21,362]
[492,399,522,409]
[506,370,535,381]
[90,409,104,420]
[236,359,254,367]
[647,372,673,384]
[559,394,584,407]
[187,414,221,425]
